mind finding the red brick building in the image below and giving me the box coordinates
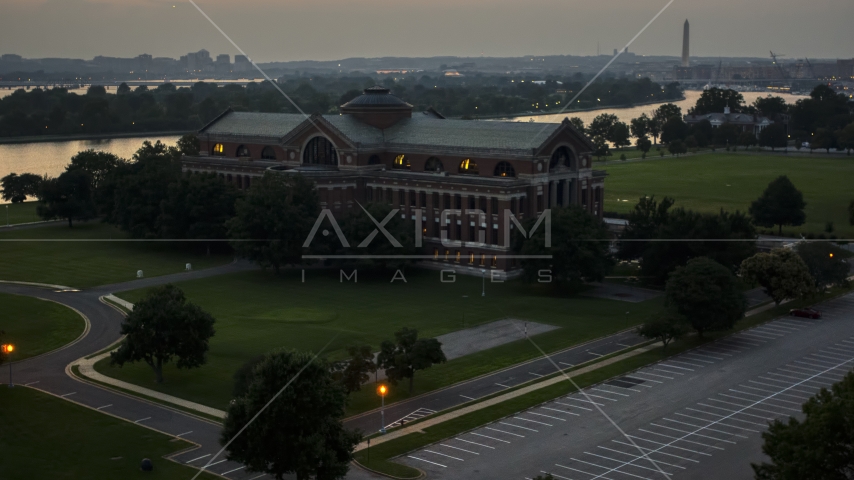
[185,86,606,274]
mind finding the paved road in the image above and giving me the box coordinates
[398,292,854,480]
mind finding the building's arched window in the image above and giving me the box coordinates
[458,158,479,175]
[393,154,410,170]
[368,155,382,165]
[494,161,516,178]
[549,146,575,170]
[302,136,338,166]
[425,157,444,173]
[212,143,225,156]
[236,145,250,157]
[261,146,276,160]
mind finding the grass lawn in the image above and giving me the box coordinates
[99,269,664,414]
[0,386,218,480]
[0,222,232,288]
[0,201,40,226]
[0,292,86,361]
[603,152,854,237]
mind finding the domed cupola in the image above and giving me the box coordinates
[340,86,413,129]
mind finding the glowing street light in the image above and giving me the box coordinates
[2,344,14,386]
[377,384,388,434]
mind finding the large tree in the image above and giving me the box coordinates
[749,175,806,235]
[795,242,851,291]
[739,249,814,305]
[837,122,854,155]
[36,169,96,227]
[849,199,854,226]
[227,173,319,273]
[110,285,215,383]
[66,150,123,191]
[515,206,613,290]
[378,327,446,394]
[636,310,689,350]
[221,349,360,480]
[332,344,377,394]
[753,96,788,117]
[611,121,631,149]
[660,117,690,144]
[753,371,854,480]
[0,172,43,203]
[665,257,746,337]
[689,88,746,115]
[619,197,757,284]
[630,114,651,140]
[157,172,240,243]
[758,124,788,151]
[109,141,182,237]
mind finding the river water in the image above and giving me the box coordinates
[0,90,808,198]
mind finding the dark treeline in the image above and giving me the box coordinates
[0,74,682,137]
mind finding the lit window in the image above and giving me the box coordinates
[445,250,450,261]
[434,248,439,259]
[469,252,474,264]
[494,162,516,177]
[212,143,224,156]
[393,154,411,170]
[459,158,479,175]
[455,251,461,263]
[492,255,498,267]
[480,254,486,265]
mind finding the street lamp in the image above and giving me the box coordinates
[377,384,388,434]
[2,344,14,386]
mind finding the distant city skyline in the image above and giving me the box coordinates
[1,0,852,62]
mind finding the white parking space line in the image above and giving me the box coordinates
[528,411,567,421]
[23,381,39,386]
[631,371,670,381]
[579,392,619,401]
[679,355,714,364]
[541,406,580,416]
[611,440,700,463]
[666,359,705,368]
[580,453,671,477]
[587,351,604,357]
[662,417,751,436]
[654,368,685,376]
[570,457,660,479]
[529,372,544,378]
[186,454,211,463]
[134,417,151,423]
[683,408,767,427]
[626,435,713,456]
[657,363,695,372]
[96,404,112,410]
[485,426,525,437]
[540,470,572,480]
[597,446,687,470]
[728,389,803,406]
[697,347,735,356]
[440,443,479,454]
[592,387,630,397]
[628,373,664,383]
[460,394,475,401]
[423,449,464,461]
[697,402,774,420]
[555,462,615,479]
[555,400,592,411]
[455,438,495,449]
[60,392,76,397]
[683,352,723,361]
[222,466,245,475]
[797,358,842,368]
[408,456,446,467]
[246,474,266,480]
[559,361,574,367]
[471,432,512,443]
[737,385,809,400]
[637,428,725,450]
[499,421,538,432]
[740,331,781,340]
[514,417,553,427]
[176,431,193,437]
[495,383,512,388]
[648,423,736,444]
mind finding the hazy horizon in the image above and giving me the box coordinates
[1,0,852,62]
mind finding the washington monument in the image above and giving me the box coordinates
[681,19,690,67]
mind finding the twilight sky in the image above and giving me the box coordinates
[1,0,852,61]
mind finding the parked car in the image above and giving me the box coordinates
[789,307,821,319]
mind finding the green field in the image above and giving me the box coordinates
[604,153,854,237]
[99,269,663,414]
[0,386,217,480]
[0,201,41,226]
[0,292,86,361]
[0,222,232,288]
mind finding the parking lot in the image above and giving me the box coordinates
[397,293,854,479]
